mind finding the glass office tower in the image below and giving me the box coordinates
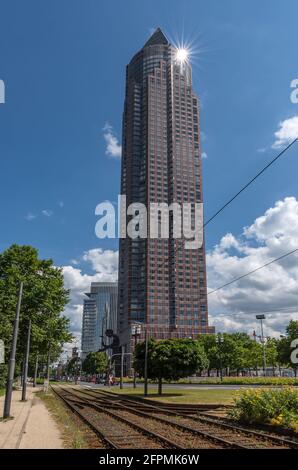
[118,28,214,357]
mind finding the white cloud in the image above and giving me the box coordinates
[62,248,118,349]
[200,131,207,142]
[82,248,118,277]
[24,213,36,221]
[70,258,79,265]
[42,209,53,217]
[201,152,208,159]
[207,197,298,338]
[103,122,122,158]
[61,198,298,346]
[257,147,267,153]
[58,201,64,208]
[272,115,298,149]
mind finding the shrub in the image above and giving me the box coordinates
[228,387,298,430]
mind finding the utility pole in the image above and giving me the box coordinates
[3,282,23,419]
[44,345,51,392]
[120,345,124,389]
[256,314,267,376]
[132,325,141,388]
[144,327,148,396]
[216,333,224,382]
[33,353,39,388]
[21,318,31,401]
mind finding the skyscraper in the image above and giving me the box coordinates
[81,282,118,359]
[118,28,214,357]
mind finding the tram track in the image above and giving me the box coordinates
[71,386,298,449]
[52,386,184,449]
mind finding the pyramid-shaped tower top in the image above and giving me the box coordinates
[143,28,169,48]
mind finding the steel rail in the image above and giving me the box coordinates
[52,386,183,449]
[67,387,245,449]
[77,387,298,449]
[51,386,118,448]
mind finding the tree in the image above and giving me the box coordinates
[277,320,298,376]
[221,333,254,375]
[0,245,71,381]
[197,334,218,375]
[134,338,208,394]
[198,332,266,377]
[82,352,109,375]
[66,356,80,376]
[265,338,278,375]
[245,340,263,375]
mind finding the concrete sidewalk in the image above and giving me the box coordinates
[0,386,63,449]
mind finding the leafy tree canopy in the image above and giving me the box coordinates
[82,351,109,375]
[0,245,72,373]
[134,338,208,393]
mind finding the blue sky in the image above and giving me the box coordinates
[1,1,298,339]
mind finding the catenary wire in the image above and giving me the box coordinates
[157,137,298,269]
[207,247,298,295]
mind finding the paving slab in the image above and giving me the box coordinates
[0,386,63,449]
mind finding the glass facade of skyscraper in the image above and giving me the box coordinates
[118,28,214,357]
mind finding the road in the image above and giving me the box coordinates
[79,381,270,391]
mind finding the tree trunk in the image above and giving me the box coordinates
[158,377,162,395]
[33,353,39,388]
[47,349,50,382]
[44,347,50,392]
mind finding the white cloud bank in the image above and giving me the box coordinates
[103,122,122,158]
[272,115,298,149]
[62,198,298,347]
[62,249,118,348]
[207,197,298,338]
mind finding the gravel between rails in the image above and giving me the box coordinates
[64,388,297,449]
[110,409,222,449]
[155,414,291,449]
[54,387,166,449]
[79,407,164,449]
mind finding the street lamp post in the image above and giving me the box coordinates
[120,345,124,389]
[21,318,31,401]
[144,327,149,396]
[33,353,39,388]
[108,351,132,388]
[3,281,23,419]
[131,321,149,397]
[256,314,267,376]
[74,357,81,385]
[132,325,141,388]
[216,333,224,382]
[21,270,45,399]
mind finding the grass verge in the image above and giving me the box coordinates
[122,377,298,386]
[93,386,235,404]
[36,389,98,448]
